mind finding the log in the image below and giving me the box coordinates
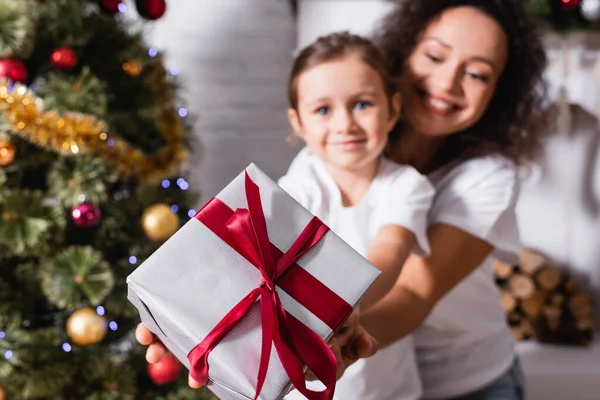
[508,312,522,326]
[576,317,595,331]
[501,291,517,312]
[494,260,514,280]
[536,267,562,292]
[542,305,562,320]
[508,274,535,299]
[568,293,593,317]
[510,326,525,341]
[550,293,565,306]
[520,248,547,275]
[522,290,547,318]
[521,318,536,339]
[564,278,579,293]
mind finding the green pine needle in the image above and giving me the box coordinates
[83,356,136,400]
[48,155,117,208]
[0,190,58,256]
[40,246,114,309]
[35,67,108,118]
[0,0,36,58]
[22,362,75,399]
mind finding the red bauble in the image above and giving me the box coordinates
[98,0,122,14]
[561,0,581,10]
[71,203,102,228]
[51,47,78,70]
[148,354,181,385]
[0,58,28,82]
[135,0,167,20]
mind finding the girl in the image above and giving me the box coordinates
[139,31,435,398]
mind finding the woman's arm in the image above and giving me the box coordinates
[360,225,416,311]
[361,223,493,348]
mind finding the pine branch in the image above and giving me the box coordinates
[0,0,37,58]
[48,155,117,208]
[81,356,136,400]
[39,246,114,309]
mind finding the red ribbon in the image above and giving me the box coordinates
[188,171,345,400]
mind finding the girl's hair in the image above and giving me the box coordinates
[376,0,548,167]
[287,31,398,112]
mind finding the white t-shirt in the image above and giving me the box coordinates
[415,155,520,399]
[280,148,434,400]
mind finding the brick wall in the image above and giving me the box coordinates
[148,0,299,204]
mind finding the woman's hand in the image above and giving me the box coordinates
[306,307,378,381]
[135,323,203,388]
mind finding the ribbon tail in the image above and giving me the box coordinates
[188,288,261,385]
[254,287,278,400]
[275,302,337,400]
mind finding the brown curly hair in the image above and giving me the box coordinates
[376,0,548,167]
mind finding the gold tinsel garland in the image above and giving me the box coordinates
[0,59,189,183]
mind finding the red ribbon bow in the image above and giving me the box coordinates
[188,171,342,400]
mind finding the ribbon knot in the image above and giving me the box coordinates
[260,278,275,291]
[188,171,339,400]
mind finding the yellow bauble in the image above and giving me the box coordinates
[0,139,15,166]
[66,307,107,346]
[142,203,179,241]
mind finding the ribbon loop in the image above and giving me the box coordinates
[188,170,339,400]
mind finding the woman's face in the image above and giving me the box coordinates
[401,6,508,137]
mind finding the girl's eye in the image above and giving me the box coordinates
[354,101,372,110]
[315,106,330,115]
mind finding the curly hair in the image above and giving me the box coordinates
[376,0,548,167]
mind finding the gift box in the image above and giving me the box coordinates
[126,164,380,400]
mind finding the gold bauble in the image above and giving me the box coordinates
[142,203,179,241]
[0,139,15,166]
[122,60,142,77]
[0,385,5,400]
[66,307,107,346]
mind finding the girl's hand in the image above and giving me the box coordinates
[135,323,203,388]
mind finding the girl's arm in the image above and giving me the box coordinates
[361,223,493,348]
[360,225,416,311]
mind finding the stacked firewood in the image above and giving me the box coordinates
[494,248,595,346]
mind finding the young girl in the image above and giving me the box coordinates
[138,32,434,397]
[281,32,432,399]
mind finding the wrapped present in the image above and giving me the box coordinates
[127,164,380,400]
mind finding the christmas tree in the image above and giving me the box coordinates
[0,0,215,398]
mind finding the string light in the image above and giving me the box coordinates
[169,67,179,76]
[109,321,118,331]
[161,179,170,188]
[178,108,187,117]
[187,209,196,218]
[118,2,127,13]
[0,331,5,339]
[4,350,13,359]
[62,343,72,352]
[96,306,105,316]
[129,256,137,265]
[170,204,178,212]
[148,47,158,57]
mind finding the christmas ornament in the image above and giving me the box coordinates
[98,0,122,14]
[51,47,78,70]
[0,58,27,82]
[0,385,5,400]
[71,202,102,228]
[561,0,581,10]
[122,59,142,76]
[67,307,107,346]
[148,353,181,385]
[0,139,15,166]
[141,203,179,241]
[581,0,600,20]
[136,0,167,20]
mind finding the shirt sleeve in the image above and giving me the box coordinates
[429,156,521,264]
[376,165,435,257]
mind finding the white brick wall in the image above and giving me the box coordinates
[147,0,299,203]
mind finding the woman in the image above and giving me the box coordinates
[138,0,547,398]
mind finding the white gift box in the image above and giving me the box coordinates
[127,164,380,399]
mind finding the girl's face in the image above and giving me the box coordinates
[402,6,508,137]
[288,55,400,175]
